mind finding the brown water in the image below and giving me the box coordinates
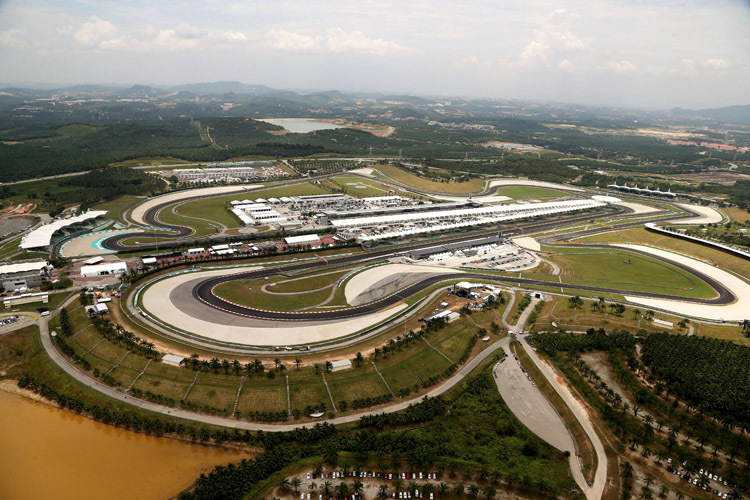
[0,390,254,500]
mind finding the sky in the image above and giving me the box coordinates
[0,0,748,109]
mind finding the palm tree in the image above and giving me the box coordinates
[454,483,464,497]
[484,485,496,499]
[309,482,317,493]
[295,358,302,370]
[468,484,480,498]
[378,484,389,499]
[291,478,302,493]
[439,482,449,494]
[323,481,332,495]
[278,478,290,491]
[352,480,363,496]
[336,482,349,498]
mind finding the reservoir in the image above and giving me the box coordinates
[260,118,344,133]
[0,390,254,500]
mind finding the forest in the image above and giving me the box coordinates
[640,334,750,427]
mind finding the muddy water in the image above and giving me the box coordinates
[0,390,253,500]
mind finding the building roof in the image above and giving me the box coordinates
[3,291,48,304]
[333,199,602,228]
[285,234,321,245]
[162,353,184,366]
[80,262,127,276]
[0,260,49,275]
[20,210,108,249]
[330,359,352,369]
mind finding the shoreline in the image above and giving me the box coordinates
[0,379,259,454]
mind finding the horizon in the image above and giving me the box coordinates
[1,1,749,110]
[1,79,748,113]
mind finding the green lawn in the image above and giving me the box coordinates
[550,249,716,298]
[288,374,331,413]
[0,236,23,259]
[269,268,352,293]
[213,278,333,310]
[326,364,391,404]
[235,377,288,414]
[577,228,750,285]
[326,175,408,198]
[133,374,190,401]
[379,347,452,393]
[92,195,142,224]
[494,185,570,199]
[372,164,485,194]
[186,384,238,411]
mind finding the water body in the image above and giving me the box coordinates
[260,118,344,134]
[0,390,253,500]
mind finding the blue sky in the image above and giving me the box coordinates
[0,0,748,108]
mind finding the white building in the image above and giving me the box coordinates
[284,234,321,245]
[80,262,127,278]
[329,359,352,372]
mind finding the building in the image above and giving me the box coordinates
[3,292,48,309]
[607,183,677,199]
[0,260,52,292]
[20,210,108,250]
[408,235,503,260]
[284,234,321,246]
[80,261,127,278]
[162,353,185,367]
[329,359,352,372]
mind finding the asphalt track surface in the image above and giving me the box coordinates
[98,172,584,252]
[99,173,732,323]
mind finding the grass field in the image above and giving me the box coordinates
[549,249,716,298]
[723,207,750,224]
[494,185,571,199]
[372,164,485,194]
[92,195,142,224]
[0,236,23,259]
[109,157,192,168]
[213,277,334,310]
[532,296,749,344]
[269,268,352,293]
[578,227,750,280]
[45,287,491,421]
[326,175,421,199]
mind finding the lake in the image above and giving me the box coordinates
[0,389,254,500]
[260,118,344,134]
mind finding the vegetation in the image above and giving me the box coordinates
[641,334,750,427]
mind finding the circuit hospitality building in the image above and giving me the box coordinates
[332,199,606,240]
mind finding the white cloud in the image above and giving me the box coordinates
[0,29,27,47]
[81,22,248,52]
[265,28,409,56]
[73,16,116,46]
[519,11,587,66]
[702,58,730,70]
[608,60,636,73]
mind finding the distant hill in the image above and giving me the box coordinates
[670,104,750,125]
[55,84,125,95]
[171,81,276,95]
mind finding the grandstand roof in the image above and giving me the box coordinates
[20,211,107,249]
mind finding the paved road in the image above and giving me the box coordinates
[519,334,607,500]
